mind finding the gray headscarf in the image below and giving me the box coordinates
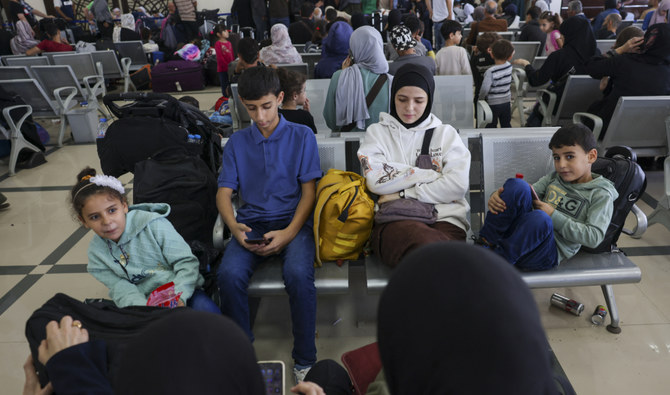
[335,26,390,129]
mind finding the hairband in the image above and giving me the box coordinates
[73,175,125,200]
[81,175,92,181]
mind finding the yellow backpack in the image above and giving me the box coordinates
[314,169,375,266]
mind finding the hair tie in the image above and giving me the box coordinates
[81,175,92,182]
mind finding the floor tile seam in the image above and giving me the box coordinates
[0,274,43,316]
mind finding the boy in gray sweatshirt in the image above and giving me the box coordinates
[477,123,618,270]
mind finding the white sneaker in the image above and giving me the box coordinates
[293,366,311,384]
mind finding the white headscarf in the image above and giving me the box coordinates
[259,24,303,64]
[335,26,390,129]
[650,0,670,25]
[535,0,549,12]
[113,13,135,43]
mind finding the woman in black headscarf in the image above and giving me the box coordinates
[513,16,597,126]
[26,310,266,395]
[586,23,670,139]
[357,64,471,267]
[377,243,575,394]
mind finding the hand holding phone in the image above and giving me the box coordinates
[258,360,284,394]
[245,238,270,245]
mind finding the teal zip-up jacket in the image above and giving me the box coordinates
[87,203,204,307]
[533,172,619,263]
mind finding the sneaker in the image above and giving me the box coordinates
[293,366,311,384]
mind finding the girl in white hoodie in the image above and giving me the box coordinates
[358,63,471,267]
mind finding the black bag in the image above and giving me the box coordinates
[95,37,115,51]
[133,147,219,246]
[101,92,222,174]
[0,86,46,157]
[581,146,647,253]
[130,64,152,91]
[25,293,175,387]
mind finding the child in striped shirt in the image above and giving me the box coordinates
[479,39,515,128]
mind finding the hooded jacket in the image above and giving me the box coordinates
[87,203,204,307]
[358,112,471,231]
[532,172,618,262]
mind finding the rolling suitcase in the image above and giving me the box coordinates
[152,60,205,92]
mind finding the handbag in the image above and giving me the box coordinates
[374,128,437,225]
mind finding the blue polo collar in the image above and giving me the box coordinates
[251,114,287,144]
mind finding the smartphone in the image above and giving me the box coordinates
[245,238,269,245]
[258,360,285,394]
[530,184,540,201]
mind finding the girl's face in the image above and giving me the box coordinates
[394,86,428,125]
[79,193,128,243]
[217,29,229,39]
[539,19,553,33]
[295,83,307,106]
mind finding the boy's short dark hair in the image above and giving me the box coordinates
[548,123,597,153]
[238,66,281,100]
[325,7,337,21]
[490,39,515,61]
[440,20,463,40]
[475,32,501,53]
[526,5,541,20]
[403,15,421,34]
[237,37,259,64]
[178,95,200,109]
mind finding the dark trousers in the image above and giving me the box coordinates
[479,178,558,271]
[371,220,467,268]
[180,21,199,41]
[218,71,229,96]
[486,102,512,128]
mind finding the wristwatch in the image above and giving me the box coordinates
[399,190,405,199]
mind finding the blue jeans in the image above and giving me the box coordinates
[487,102,512,128]
[269,17,290,29]
[433,20,445,52]
[217,219,317,366]
[479,178,558,271]
[187,289,221,314]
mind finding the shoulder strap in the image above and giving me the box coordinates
[421,128,435,155]
[341,73,389,132]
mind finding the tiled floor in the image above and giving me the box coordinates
[1,87,669,393]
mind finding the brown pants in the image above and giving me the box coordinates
[371,220,467,268]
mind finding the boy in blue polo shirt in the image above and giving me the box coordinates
[216,66,322,383]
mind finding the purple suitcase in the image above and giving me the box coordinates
[152,60,205,93]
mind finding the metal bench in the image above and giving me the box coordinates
[511,41,541,64]
[0,65,32,79]
[537,75,602,126]
[364,128,643,334]
[276,62,309,76]
[305,79,330,133]
[574,96,670,236]
[4,55,49,67]
[300,52,321,78]
[433,74,474,129]
[596,39,616,54]
[364,250,641,334]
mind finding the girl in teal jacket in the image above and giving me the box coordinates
[70,167,220,313]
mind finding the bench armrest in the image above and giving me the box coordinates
[2,105,33,139]
[84,75,106,101]
[573,112,604,141]
[476,100,492,128]
[54,86,79,114]
[536,89,556,126]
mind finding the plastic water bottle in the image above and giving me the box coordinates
[194,134,202,144]
[97,118,108,138]
[186,134,196,143]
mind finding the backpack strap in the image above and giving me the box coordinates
[341,73,389,132]
[421,128,435,156]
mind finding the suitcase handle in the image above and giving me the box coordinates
[103,92,178,118]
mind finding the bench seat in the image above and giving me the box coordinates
[364,250,641,334]
[248,259,350,297]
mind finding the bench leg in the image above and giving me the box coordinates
[248,296,261,330]
[601,284,622,334]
